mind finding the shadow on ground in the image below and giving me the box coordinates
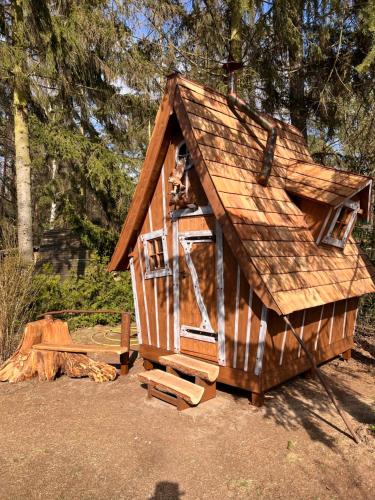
[150,482,185,500]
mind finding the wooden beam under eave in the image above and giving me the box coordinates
[173,87,282,315]
[108,76,178,272]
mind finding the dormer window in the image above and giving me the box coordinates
[321,199,360,249]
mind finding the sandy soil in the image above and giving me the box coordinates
[0,331,374,500]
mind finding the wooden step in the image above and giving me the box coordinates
[138,369,204,406]
[32,343,128,355]
[159,354,219,382]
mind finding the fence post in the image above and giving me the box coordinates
[120,312,131,375]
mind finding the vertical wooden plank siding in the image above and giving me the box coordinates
[137,238,151,344]
[318,303,335,349]
[223,239,237,365]
[216,220,226,365]
[261,298,358,391]
[279,320,288,365]
[342,299,348,338]
[234,271,250,371]
[129,257,142,344]
[254,305,268,376]
[246,289,263,373]
[314,305,325,350]
[154,171,169,349]
[153,280,160,347]
[161,165,170,351]
[328,302,336,345]
[232,264,241,368]
[345,297,359,339]
[147,205,161,348]
[133,247,147,341]
[297,310,306,357]
[243,287,253,372]
[173,218,180,352]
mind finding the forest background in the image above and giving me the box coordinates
[0,0,374,359]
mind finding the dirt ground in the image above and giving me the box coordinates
[0,327,374,500]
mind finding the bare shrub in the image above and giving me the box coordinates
[0,222,36,362]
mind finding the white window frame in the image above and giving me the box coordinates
[322,199,360,249]
[141,229,172,279]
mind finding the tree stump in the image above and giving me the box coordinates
[0,318,117,383]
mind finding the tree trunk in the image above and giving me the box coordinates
[228,0,243,63]
[288,0,308,140]
[49,158,58,227]
[13,0,33,263]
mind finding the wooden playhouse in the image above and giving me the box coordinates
[109,73,375,409]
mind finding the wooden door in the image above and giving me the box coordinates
[178,224,218,362]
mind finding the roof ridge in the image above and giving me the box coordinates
[175,73,305,138]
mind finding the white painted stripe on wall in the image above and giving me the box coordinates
[297,310,306,358]
[328,302,336,344]
[129,257,142,345]
[243,287,253,372]
[154,281,160,348]
[279,320,288,366]
[137,239,151,344]
[314,305,325,351]
[166,274,170,351]
[215,221,226,366]
[254,305,268,376]
[342,299,348,338]
[172,219,180,352]
[162,165,170,350]
[353,306,358,336]
[232,264,241,368]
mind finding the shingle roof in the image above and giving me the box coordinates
[284,161,372,211]
[109,74,375,315]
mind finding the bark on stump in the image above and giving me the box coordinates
[0,318,117,383]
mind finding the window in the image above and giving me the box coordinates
[141,229,171,279]
[147,237,165,271]
[322,199,360,249]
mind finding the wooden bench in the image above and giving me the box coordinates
[35,310,132,374]
[139,369,205,411]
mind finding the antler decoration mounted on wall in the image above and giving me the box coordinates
[168,155,197,209]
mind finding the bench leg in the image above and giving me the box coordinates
[143,359,154,371]
[342,349,351,361]
[249,392,264,407]
[120,352,129,375]
[177,396,190,411]
[195,376,216,402]
[147,384,153,399]
[147,384,191,411]
[166,366,179,377]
